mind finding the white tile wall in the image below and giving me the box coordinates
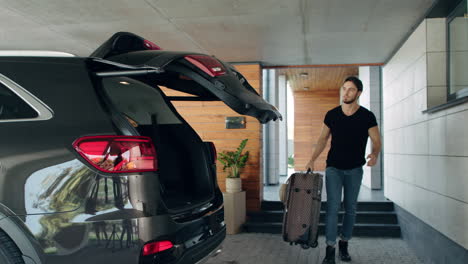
[390,177,468,249]
[394,77,405,104]
[402,67,415,99]
[428,115,447,155]
[445,156,468,203]
[383,82,393,109]
[426,155,448,194]
[413,122,429,155]
[393,104,404,130]
[383,20,427,87]
[400,97,410,127]
[383,18,468,250]
[426,18,446,52]
[402,126,412,154]
[427,52,447,87]
[399,154,413,184]
[414,54,427,91]
[411,155,429,190]
[446,110,468,156]
[413,88,428,124]
[384,129,394,153]
[446,100,468,115]
[396,128,405,153]
[390,155,402,181]
[444,198,468,249]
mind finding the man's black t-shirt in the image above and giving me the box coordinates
[324,106,377,170]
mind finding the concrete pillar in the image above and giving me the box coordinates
[263,69,280,185]
[278,74,288,177]
[359,66,383,190]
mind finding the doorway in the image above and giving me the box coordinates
[262,66,385,202]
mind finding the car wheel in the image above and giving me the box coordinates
[0,230,24,264]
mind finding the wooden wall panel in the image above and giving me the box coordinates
[294,90,339,171]
[278,67,358,92]
[161,64,263,211]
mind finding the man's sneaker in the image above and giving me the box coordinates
[322,245,336,264]
[339,240,352,262]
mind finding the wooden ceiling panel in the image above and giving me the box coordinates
[277,67,358,92]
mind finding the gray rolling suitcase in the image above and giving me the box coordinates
[282,170,323,249]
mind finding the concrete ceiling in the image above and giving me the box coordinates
[0,0,435,65]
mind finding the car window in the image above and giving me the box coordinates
[0,82,38,120]
[101,77,182,125]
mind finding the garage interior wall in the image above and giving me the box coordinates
[162,64,263,211]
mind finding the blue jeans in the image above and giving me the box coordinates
[325,166,363,246]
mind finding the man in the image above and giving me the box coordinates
[306,76,381,264]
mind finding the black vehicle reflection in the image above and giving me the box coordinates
[25,160,95,215]
[21,157,224,264]
[92,220,136,251]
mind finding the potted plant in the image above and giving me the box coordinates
[218,139,250,193]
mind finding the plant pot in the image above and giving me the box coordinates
[226,178,242,193]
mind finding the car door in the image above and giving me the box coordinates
[90,32,282,124]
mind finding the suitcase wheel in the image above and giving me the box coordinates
[300,244,310,250]
[294,188,300,192]
[306,190,311,194]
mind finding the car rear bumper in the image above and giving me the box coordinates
[18,203,225,264]
[175,226,225,264]
[139,225,226,264]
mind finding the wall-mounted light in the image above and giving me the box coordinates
[300,72,308,77]
[225,116,246,129]
[303,87,309,91]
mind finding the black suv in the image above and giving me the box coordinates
[0,32,281,264]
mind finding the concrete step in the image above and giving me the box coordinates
[261,201,394,212]
[247,210,398,224]
[243,222,401,237]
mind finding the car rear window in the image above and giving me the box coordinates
[101,77,182,125]
[0,82,38,120]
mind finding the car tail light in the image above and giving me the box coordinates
[184,55,226,77]
[207,142,217,164]
[142,241,173,256]
[73,136,157,173]
[143,39,162,50]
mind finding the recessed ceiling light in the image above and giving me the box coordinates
[119,81,130,85]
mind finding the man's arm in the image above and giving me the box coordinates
[367,125,381,166]
[306,124,331,171]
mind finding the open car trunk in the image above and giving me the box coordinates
[138,123,213,210]
[89,32,281,214]
[99,77,215,212]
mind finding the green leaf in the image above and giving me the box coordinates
[215,139,249,178]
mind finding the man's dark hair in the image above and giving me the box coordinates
[344,76,363,92]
